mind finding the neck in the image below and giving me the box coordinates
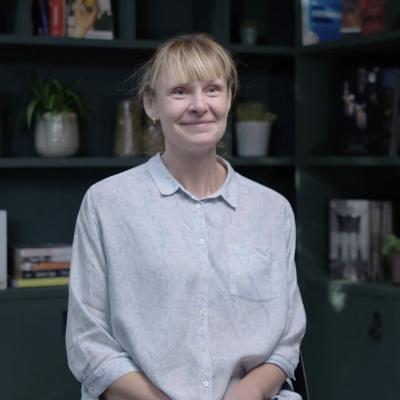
[160,147,227,199]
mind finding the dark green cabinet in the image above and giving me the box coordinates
[0,288,80,399]
[304,278,400,399]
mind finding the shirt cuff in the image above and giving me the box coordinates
[264,354,296,380]
[85,356,139,398]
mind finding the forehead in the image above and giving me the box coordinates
[157,70,225,89]
[152,46,228,89]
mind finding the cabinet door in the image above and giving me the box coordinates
[326,294,395,399]
[0,295,81,400]
[304,281,397,400]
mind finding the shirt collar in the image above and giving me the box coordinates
[146,153,238,209]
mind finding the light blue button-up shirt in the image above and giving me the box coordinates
[66,153,306,400]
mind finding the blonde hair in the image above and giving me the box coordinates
[137,33,238,102]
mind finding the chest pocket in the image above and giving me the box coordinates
[226,245,279,302]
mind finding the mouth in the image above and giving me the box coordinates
[180,120,215,126]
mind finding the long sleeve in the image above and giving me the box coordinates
[66,189,139,398]
[265,201,307,380]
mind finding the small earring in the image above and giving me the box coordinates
[152,117,159,126]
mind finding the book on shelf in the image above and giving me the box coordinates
[0,210,7,290]
[21,260,70,271]
[49,0,67,37]
[301,0,342,45]
[14,244,72,259]
[67,0,114,40]
[22,269,70,279]
[12,276,69,288]
[341,0,362,34]
[360,0,385,35]
[12,244,72,288]
[32,0,50,36]
[329,199,393,282]
[0,92,3,157]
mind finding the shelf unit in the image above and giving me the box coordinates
[1,1,399,399]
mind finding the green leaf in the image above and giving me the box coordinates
[26,98,39,129]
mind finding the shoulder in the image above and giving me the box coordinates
[235,172,292,216]
[84,162,153,209]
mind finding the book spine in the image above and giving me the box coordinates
[360,0,385,35]
[50,0,66,36]
[15,246,72,258]
[22,261,70,271]
[39,0,50,36]
[0,210,7,290]
[11,276,69,288]
[22,269,70,279]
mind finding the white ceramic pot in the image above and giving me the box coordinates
[235,121,271,157]
[34,113,79,157]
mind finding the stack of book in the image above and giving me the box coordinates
[12,244,72,288]
[32,0,114,39]
[329,199,393,282]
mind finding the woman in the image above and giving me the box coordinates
[66,33,306,400]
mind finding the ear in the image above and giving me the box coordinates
[226,90,232,113]
[143,91,157,121]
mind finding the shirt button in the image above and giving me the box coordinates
[196,203,201,208]
[199,238,205,245]
[202,380,210,388]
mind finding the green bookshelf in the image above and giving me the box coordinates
[1,0,400,399]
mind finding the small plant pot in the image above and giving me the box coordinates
[235,121,272,157]
[34,113,79,157]
[240,24,258,45]
[390,253,400,284]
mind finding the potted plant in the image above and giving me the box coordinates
[25,78,89,157]
[382,234,400,284]
[235,102,277,157]
[240,20,258,45]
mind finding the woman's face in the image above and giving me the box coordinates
[144,70,232,154]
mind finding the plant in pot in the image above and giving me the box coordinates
[235,102,277,157]
[25,78,89,157]
[240,20,258,45]
[382,234,400,284]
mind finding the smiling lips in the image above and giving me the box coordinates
[180,121,215,125]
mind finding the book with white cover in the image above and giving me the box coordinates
[0,210,7,290]
[329,199,370,281]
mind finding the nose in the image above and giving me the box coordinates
[188,91,207,113]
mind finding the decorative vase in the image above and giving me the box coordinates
[390,253,400,284]
[34,113,79,157]
[235,121,272,157]
[113,100,142,157]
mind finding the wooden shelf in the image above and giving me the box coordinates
[299,30,400,57]
[0,34,294,57]
[0,286,68,300]
[0,34,160,51]
[228,44,294,56]
[0,156,295,169]
[299,157,400,167]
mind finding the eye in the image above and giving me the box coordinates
[207,85,222,96]
[172,87,187,97]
